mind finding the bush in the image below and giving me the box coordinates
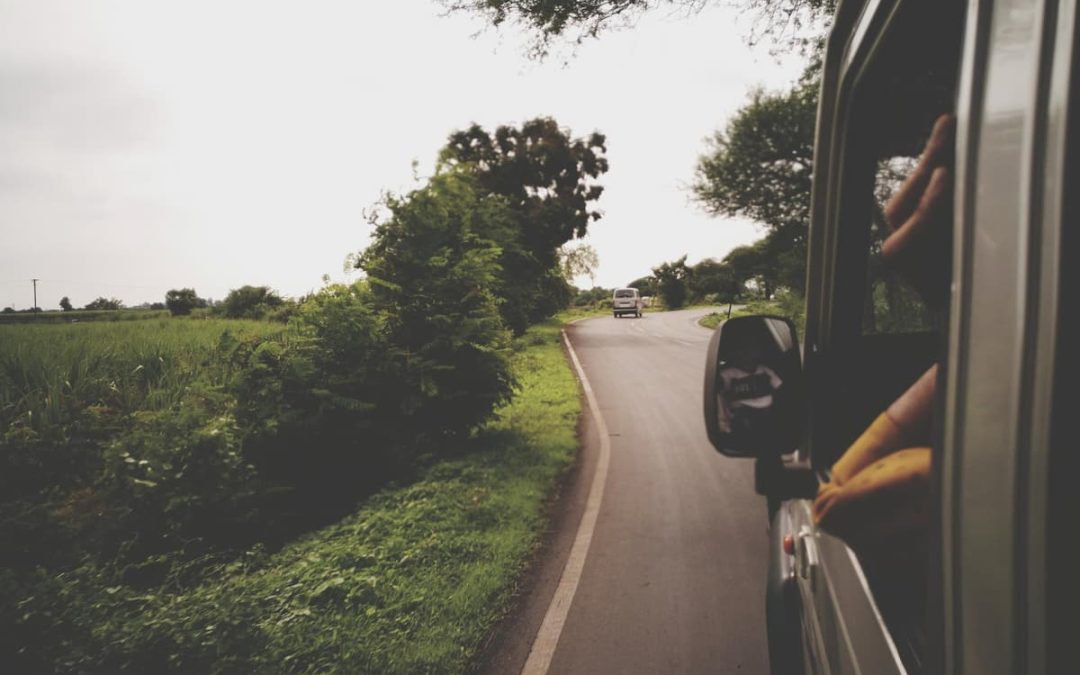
[165,289,207,317]
[359,171,515,443]
[220,286,284,320]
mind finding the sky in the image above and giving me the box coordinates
[0,0,805,309]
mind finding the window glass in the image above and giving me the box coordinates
[865,157,933,334]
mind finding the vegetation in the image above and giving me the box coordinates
[84,297,124,311]
[220,286,285,320]
[651,255,692,309]
[165,288,208,316]
[442,0,836,55]
[0,316,579,674]
[432,117,608,334]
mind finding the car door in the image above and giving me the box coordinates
[789,0,970,673]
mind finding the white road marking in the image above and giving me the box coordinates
[520,329,613,675]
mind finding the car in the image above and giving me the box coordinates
[612,287,643,318]
[701,1,1076,674]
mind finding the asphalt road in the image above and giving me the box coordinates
[480,308,771,675]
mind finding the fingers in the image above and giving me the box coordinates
[884,114,956,230]
[881,165,953,308]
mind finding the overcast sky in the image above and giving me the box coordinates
[0,0,805,309]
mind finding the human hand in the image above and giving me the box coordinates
[882,114,955,307]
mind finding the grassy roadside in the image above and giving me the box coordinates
[16,316,581,674]
[697,297,806,332]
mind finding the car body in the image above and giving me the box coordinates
[702,1,1076,673]
[612,287,643,318]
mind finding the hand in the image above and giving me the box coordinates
[881,114,955,307]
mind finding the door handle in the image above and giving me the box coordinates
[796,527,819,591]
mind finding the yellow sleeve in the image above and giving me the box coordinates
[829,412,908,486]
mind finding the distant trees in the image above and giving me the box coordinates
[84,297,123,310]
[692,72,819,297]
[627,276,657,296]
[220,286,284,319]
[652,255,692,309]
[59,297,73,312]
[164,288,207,316]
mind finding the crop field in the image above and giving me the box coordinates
[0,318,286,438]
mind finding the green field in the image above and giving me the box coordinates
[0,318,285,438]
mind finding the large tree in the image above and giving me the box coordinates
[442,0,835,54]
[692,73,817,293]
[437,117,608,333]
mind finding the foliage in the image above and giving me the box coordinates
[651,255,692,309]
[220,286,285,320]
[693,72,818,295]
[442,0,835,55]
[358,171,515,442]
[59,296,73,312]
[84,297,124,311]
[1,316,579,675]
[689,258,743,302]
[165,288,208,317]
[436,117,608,333]
[627,275,657,296]
[574,286,613,307]
[559,241,599,285]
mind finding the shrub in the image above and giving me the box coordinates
[359,171,515,444]
[220,286,284,320]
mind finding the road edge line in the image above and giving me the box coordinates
[520,328,612,675]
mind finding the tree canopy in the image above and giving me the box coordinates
[436,117,608,333]
[165,288,207,316]
[84,297,123,311]
[651,255,692,309]
[692,72,818,294]
[442,0,835,54]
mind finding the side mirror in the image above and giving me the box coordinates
[703,315,803,458]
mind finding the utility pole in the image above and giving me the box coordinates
[32,278,38,312]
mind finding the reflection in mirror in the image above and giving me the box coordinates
[704,316,802,458]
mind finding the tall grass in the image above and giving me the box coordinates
[0,319,284,438]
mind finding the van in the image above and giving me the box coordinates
[612,287,643,318]
[702,1,1077,674]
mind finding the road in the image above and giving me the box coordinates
[480,308,771,675]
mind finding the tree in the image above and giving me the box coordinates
[442,0,835,55]
[358,170,515,441]
[559,241,600,286]
[221,286,284,319]
[59,297,73,312]
[84,297,123,310]
[692,73,818,294]
[652,255,692,309]
[436,117,608,333]
[627,275,657,296]
[689,258,742,302]
[165,288,207,316]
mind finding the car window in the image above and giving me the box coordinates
[815,1,967,670]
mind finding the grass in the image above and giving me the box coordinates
[0,309,171,324]
[0,318,285,436]
[8,316,581,674]
[696,295,807,333]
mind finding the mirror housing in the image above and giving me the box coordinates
[703,315,803,459]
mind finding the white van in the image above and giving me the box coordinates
[702,0,1077,673]
[612,288,642,318]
